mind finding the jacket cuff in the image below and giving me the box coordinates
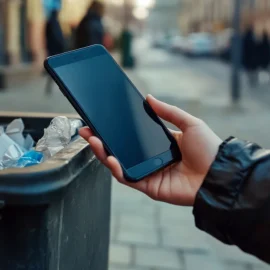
[193,137,254,244]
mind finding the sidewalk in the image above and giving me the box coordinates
[109,53,270,270]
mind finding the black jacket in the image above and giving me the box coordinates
[242,29,259,71]
[194,137,270,264]
[75,11,104,49]
[258,32,270,70]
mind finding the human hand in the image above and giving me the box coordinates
[79,95,222,206]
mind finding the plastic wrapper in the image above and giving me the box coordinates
[35,116,72,159]
[70,119,83,137]
[16,151,43,168]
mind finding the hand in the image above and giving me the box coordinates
[79,95,222,206]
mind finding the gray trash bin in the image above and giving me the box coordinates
[0,115,111,270]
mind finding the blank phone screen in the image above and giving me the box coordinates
[55,53,173,169]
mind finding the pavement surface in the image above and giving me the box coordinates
[1,39,270,270]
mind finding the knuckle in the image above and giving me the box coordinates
[196,118,205,126]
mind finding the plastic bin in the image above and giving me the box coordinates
[0,114,111,270]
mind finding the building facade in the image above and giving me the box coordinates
[0,0,95,68]
[0,0,136,68]
[147,0,183,34]
[0,0,124,88]
[180,0,270,35]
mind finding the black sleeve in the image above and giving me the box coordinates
[193,137,270,264]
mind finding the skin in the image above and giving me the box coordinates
[80,95,222,206]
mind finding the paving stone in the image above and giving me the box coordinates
[109,267,150,270]
[118,227,159,246]
[109,244,132,265]
[111,180,143,199]
[120,214,157,230]
[184,254,224,270]
[135,247,183,269]
[111,183,155,218]
[209,238,266,266]
[223,262,249,270]
[252,264,270,270]
[160,205,194,225]
[161,226,211,252]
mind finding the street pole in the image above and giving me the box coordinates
[231,0,242,104]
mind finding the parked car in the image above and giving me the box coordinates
[215,29,233,62]
[183,33,216,57]
[168,35,186,53]
[152,34,172,49]
[217,29,233,62]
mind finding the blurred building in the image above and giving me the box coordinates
[180,0,270,35]
[0,0,46,89]
[0,0,129,89]
[147,0,183,34]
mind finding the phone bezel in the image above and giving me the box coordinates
[44,45,181,182]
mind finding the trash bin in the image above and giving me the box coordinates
[0,115,112,270]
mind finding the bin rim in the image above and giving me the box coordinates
[0,137,97,205]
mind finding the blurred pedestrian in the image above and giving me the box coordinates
[45,9,65,95]
[103,30,114,52]
[258,31,270,79]
[242,26,259,87]
[45,10,65,56]
[75,1,105,49]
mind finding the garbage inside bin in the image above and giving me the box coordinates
[0,114,111,270]
[5,118,34,150]
[36,116,83,159]
[16,150,44,168]
[0,116,83,170]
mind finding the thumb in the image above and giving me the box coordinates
[146,95,200,131]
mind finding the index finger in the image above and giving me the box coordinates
[79,127,94,141]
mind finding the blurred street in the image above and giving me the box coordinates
[1,38,270,270]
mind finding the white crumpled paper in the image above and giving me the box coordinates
[5,119,34,151]
[0,119,35,170]
[0,129,22,161]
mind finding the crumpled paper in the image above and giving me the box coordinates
[5,119,34,151]
[0,144,24,169]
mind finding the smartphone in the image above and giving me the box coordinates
[44,45,181,182]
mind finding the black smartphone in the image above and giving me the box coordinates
[44,45,181,182]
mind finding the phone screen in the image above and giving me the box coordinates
[54,52,174,170]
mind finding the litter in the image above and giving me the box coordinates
[0,117,83,170]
